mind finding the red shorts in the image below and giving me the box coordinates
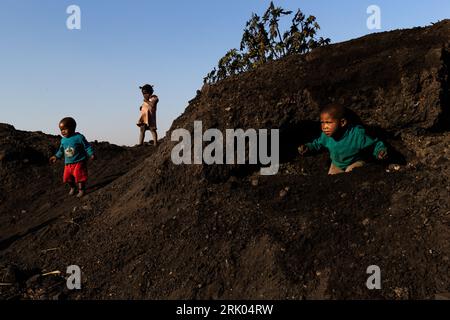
[63,161,88,184]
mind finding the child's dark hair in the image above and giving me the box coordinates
[140,84,154,95]
[60,117,77,130]
[320,103,347,120]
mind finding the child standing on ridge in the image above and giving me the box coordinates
[298,104,388,175]
[137,84,159,146]
[50,117,95,198]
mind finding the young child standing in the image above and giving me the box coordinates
[50,117,95,197]
[299,104,387,175]
[137,84,159,146]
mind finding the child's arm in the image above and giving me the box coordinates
[299,134,325,155]
[356,127,388,160]
[50,144,64,163]
[137,107,150,126]
[305,134,326,152]
[150,97,158,114]
[81,135,95,160]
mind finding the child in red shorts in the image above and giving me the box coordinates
[50,117,95,198]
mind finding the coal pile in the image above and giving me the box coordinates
[1,21,450,300]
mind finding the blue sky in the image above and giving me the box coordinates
[0,0,449,146]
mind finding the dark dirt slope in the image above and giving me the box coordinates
[1,21,450,300]
[0,124,156,298]
[0,124,155,245]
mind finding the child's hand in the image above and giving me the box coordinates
[298,145,309,156]
[49,156,57,164]
[378,150,388,160]
[90,155,96,161]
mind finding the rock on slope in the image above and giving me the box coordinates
[1,21,450,300]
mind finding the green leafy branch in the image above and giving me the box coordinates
[204,2,330,84]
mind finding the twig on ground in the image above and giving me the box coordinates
[42,271,61,276]
[41,247,60,253]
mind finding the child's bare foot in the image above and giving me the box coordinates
[76,189,85,198]
[69,187,76,196]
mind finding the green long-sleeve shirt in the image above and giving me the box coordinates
[55,133,94,164]
[305,125,387,170]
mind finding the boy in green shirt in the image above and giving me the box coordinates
[298,104,387,175]
[50,117,95,197]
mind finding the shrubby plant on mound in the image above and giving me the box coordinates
[204,1,330,84]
